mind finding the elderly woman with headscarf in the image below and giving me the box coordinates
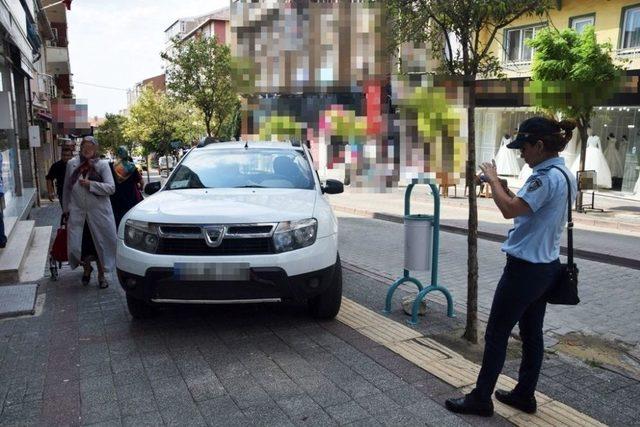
[109,146,144,229]
[62,136,117,289]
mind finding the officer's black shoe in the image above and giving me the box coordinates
[495,389,537,414]
[445,393,494,417]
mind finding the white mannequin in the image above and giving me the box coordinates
[571,127,612,188]
[604,133,624,178]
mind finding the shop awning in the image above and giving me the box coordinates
[36,111,53,122]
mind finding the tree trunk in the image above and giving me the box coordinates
[576,116,588,210]
[205,113,213,137]
[463,78,479,344]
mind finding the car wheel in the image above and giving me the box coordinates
[308,254,342,319]
[126,295,155,319]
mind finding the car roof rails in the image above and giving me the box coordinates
[197,136,218,148]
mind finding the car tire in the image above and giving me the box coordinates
[126,295,155,319]
[308,254,342,319]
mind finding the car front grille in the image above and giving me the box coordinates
[155,223,277,256]
[157,237,274,255]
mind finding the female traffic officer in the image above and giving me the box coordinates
[446,117,577,417]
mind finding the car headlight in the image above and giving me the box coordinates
[273,218,317,253]
[124,220,159,253]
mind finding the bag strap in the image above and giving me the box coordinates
[551,166,573,265]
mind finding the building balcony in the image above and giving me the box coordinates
[46,46,70,74]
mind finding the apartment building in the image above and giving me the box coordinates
[231,1,396,187]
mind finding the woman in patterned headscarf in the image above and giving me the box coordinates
[63,136,117,289]
[109,146,144,229]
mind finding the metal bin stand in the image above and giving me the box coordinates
[384,182,455,325]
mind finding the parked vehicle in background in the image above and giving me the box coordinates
[116,140,345,320]
[158,155,177,175]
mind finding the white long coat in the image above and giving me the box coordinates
[62,157,117,272]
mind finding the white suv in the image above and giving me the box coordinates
[116,141,344,319]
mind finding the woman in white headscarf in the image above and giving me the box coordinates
[63,136,117,289]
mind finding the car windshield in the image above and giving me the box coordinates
[166,148,315,190]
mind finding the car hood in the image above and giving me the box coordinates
[129,188,318,224]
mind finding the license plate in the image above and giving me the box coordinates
[173,263,250,281]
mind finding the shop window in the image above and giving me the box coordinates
[621,5,640,49]
[505,24,546,62]
[569,14,595,34]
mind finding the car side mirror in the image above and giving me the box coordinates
[144,181,161,195]
[322,179,344,195]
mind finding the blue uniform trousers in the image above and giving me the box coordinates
[473,255,561,400]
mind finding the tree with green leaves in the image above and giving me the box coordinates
[95,113,131,156]
[124,86,178,157]
[387,0,555,343]
[124,86,204,178]
[162,36,238,138]
[527,26,624,202]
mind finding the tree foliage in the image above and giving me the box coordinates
[386,0,554,344]
[162,36,238,138]
[124,86,203,156]
[95,113,131,155]
[386,0,553,77]
[527,26,624,173]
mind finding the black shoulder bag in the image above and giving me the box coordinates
[546,166,580,305]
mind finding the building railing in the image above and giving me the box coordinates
[616,47,640,58]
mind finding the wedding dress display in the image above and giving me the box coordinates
[604,134,624,178]
[494,135,521,176]
[570,130,612,189]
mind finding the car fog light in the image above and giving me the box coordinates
[309,278,320,289]
[125,278,136,288]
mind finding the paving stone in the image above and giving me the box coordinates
[198,395,248,426]
[344,417,383,427]
[220,373,272,409]
[0,400,43,425]
[115,381,158,417]
[294,375,350,408]
[260,378,305,400]
[160,401,208,427]
[277,394,324,420]
[406,399,470,425]
[354,392,401,416]
[374,409,426,427]
[242,402,295,427]
[122,410,164,427]
[324,400,369,424]
[80,400,120,426]
[185,373,226,402]
[150,376,193,407]
[383,384,429,407]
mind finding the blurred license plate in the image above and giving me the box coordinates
[173,263,250,281]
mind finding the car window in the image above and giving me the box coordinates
[166,148,315,190]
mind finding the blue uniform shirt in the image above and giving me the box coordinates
[501,157,577,263]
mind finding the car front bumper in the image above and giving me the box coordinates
[116,234,339,304]
[117,263,337,304]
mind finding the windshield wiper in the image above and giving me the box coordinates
[234,185,266,188]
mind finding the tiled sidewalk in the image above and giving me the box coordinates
[0,268,507,426]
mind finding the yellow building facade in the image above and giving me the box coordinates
[488,0,640,78]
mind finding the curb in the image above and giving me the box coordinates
[349,189,640,234]
[333,205,640,271]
